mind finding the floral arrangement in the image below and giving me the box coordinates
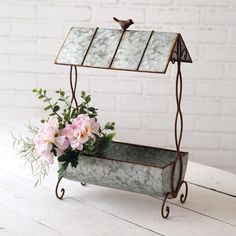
[13,89,115,185]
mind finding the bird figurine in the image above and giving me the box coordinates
[113,17,134,31]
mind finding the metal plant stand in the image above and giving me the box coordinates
[160,36,189,218]
[54,21,192,219]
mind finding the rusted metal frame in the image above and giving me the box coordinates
[55,62,169,74]
[161,36,188,219]
[70,65,78,107]
[161,180,188,218]
[171,36,192,64]
[169,36,184,194]
[176,63,184,190]
[81,27,99,66]
[57,27,105,199]
[55,176,65,200]
[109,30,126,68]
[172,49,184,192]
[176,37,185,190]
[57,30,189,216]
[136,30,154,70]
[179,34,192,63]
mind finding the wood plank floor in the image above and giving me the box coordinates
[0,143,236,236]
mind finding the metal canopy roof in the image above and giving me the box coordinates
[55,27,192,74]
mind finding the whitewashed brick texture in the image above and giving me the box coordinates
[0,0,236,173]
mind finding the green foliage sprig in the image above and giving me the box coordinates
[13,88,116,185]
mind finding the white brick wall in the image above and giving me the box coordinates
[0,0,236,173]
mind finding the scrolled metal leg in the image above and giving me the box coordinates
[161,192,173,219]
[160,37,189,219]
[179,180,188,204]
[55,176,65,200]
[161,181,188,218]
[81,182,86,186]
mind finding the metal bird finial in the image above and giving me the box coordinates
[113,17,134,31]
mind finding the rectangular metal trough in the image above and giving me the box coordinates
[62,141,188,198]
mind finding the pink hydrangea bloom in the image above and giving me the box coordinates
[63,114,100,151]
[34,116,68,164]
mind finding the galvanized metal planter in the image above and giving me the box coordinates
[61,142,188,198]
[54,20,192,218]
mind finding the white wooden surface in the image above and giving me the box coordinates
[0,143,236,236]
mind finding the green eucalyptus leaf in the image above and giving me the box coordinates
[53,105,60,112]
[88,107,97,112]
[85,95,91,103]
[71,108,77,118]
[58,116,63,123]
[43,98,51,102]
[64,113,70,122]
[106,132,116,141]
[60,91,65,96]
[44,105,52,110]
[81,91,86,98]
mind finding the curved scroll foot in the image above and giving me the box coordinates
[161,192,173,219]
[55,176,65,200]
[179,180,188,204]
[81,182,86,186]
[161,181,188,219]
